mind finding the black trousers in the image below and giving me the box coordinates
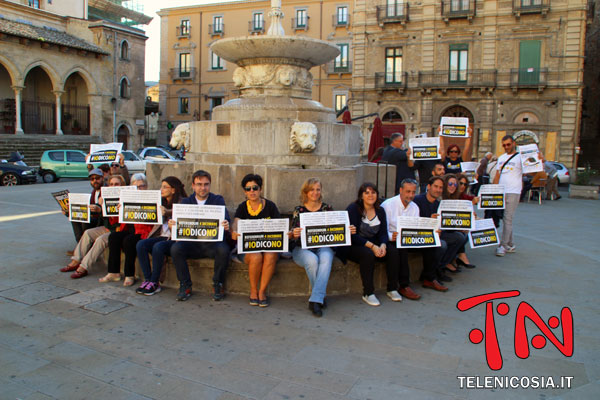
[385,243,410,291]
[107,230,141,277]
[347,245,385,296]
[418,240,447,281]
[440,231,469,268]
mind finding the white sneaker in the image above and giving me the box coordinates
[505,245,516,253]
[386,290,403,302]
[496,246,506,257]
[362,294,380,306]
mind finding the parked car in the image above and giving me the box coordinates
[0,152,37,186]
[39,150,88,182]
[121,150,146,173]
[137,147,182,162]
[549,161,570,184]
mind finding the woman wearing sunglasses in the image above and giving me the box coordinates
[231,174,280,307]
[441,174,468,274]
[444,144,463,174]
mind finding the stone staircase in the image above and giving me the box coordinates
[0,134,104,167]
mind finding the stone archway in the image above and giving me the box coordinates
[62,72,90,135]
[440,105,475,159]
[0,62,16,133]
[22,66,55,134]
[117,123,130,149]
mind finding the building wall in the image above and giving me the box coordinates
[5,0,87,19]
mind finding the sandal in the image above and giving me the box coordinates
[99,274,121,283]
[123,277,136,287]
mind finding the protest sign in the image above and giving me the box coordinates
[469,218,499,249]
[478,184,505,210]
[438,200,474,230]
[68,193,90,223]
[299,211,351,249]
[396,216,441,248]
[171,204,225,241]
[119,190,162,225]
[519,143,543,174]
[409,137,441,160]
[237,218,289,254]
[52,190,70,215]
[101,185,137,217]
[461,161,479,184]
[87,142,123,163]
[440,117,469,138]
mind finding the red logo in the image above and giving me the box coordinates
[457,290,574,371]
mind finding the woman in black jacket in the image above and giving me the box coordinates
[346,182,389,306]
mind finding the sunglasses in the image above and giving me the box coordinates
[111,163,120,167]
[244,185,260,192]
[449,150,459,153]
[448,182,458,187]
[459,181,468,186]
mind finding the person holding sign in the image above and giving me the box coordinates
[381,133,415,194]
[68,168,104,247]
[344,183,389,306]
[60,175,126,279]
[381,178,422,301]
[109,153,130,185]
[443,144,464,174]
[440,175,471,274]
[231,174,281,307]
[133,177,187,295]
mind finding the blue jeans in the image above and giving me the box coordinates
[292,246,334,304]
[136,236,169,282]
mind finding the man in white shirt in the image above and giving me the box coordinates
[381,178,422,301]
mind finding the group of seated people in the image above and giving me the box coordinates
[60,163,482,318]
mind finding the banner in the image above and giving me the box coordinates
[438,200,474,230]
[101,186,137,217]
[396,216,441,248]
[237,218,289,254]
[519,143,543,174]
[409,137,441,160]
[478,184,505,210]
[171,204,225,241]
[440,117,469,138]
[299,211,351,249]
[469,218,499,249]
[87,142,123,164]
[461,161,479,184]
[68,193,90,223]
[52,190,70,215]
[119,190,162,225]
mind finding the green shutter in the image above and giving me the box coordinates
[519,40,541,85]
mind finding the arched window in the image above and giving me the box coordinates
[382,110,402,122]
[119,77,130,98]
[120,40,130,60]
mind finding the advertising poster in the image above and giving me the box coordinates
[440,117,469,138]
[87,142,123,164]
[519,143,543,174]
[119,190,162,225]
[237,218,289,254]
[171,204,226,241]
[51,190,70,215]
[461,161,479,184]
[478,184,505,210]
[396,216,441,248]
[438,200,474,230]
[101,186,137,217]
[469,218,499,249]
[68,193,90,223]
[409,137,441,160]
[299,211,351,249]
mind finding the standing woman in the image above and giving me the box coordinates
[345,183,389,306]
[231,174,280,307]
[443,144,464,174]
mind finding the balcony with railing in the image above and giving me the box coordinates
[441,0,476,21]
[332,14,350,27]
[510,68,548,91]
[169,68,197,82]
[376,3,409,26]
[291,17,309,31]
[375,72,408,91]
[248,21,265,34]
[176,25,191,38]
[418,69,497,91]
[208,24,224,37]
[512,0,550,17]
[324,60,353,75]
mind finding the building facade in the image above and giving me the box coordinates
[157,0,354,144]
[0,0,150,150]
[351,0,589,167]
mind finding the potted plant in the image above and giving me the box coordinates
[569,164,599,200]
[72,119,81,134]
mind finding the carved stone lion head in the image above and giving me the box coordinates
[169,123,190,151]
[290,122,318,153]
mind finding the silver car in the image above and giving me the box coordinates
[549,161,570,184]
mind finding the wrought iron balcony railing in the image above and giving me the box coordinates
[376,3,409,25]
[510,68,548,89]
[176,25,191,38]
[513,0,550,17]
[291,17,309,31]
[441,0,476,21]
[418,69,497,89]
[375,72,408,91]
[332,14,350,27]
[248,21,265,34]
[325,60,353,74]
[169,68,197,82]
[208,24,224,36]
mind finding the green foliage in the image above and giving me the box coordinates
[575,164,598,186]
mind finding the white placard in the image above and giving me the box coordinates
[299,211,351,249]
[461,161,479,184]
[87,142,123,164]
[68,193,90,223]
[469,218,499,249]
[396,216,441,248]
[440,117,469,138]
[409,137,441,160]
[101,185,137,217]
[171,204,226,241]
[437,200,474,230]
[119,190,162,225]
[478,184,505,210]
[237,218,289,254]
[519,144,543,174]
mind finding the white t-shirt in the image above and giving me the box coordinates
[496,152,523,194]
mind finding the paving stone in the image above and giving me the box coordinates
[348,377,463,400]
[0,345,51,378]
[82,298,130,315]
[0,282,76,305]
[264,381,349,400]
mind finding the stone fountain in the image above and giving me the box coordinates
[151,0,394,212]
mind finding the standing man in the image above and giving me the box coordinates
[381,132,415,194]
[382,178,422,301]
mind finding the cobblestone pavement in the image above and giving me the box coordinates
[1,181,598,400]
